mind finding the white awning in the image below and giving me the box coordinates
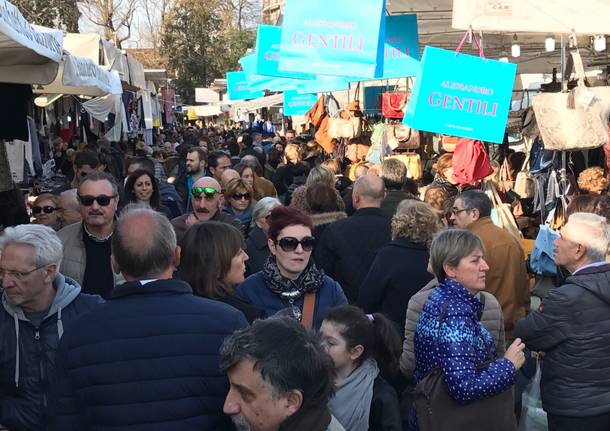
[184,105,223,117]
[35,54,122,96]
[102,40,130,83]
[0,0,63,84]
[127,54,146,90]
[231,93,284,112]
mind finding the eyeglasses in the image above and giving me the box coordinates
[275,236,315,252]
[32,206,57,215]
[232,192,251,201]
[192,186,218,200]
[78,195,117,206]
[452,207,470,216]
[0,265,46,280]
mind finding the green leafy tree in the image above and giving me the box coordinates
[161,0,258,103]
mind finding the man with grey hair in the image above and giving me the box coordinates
[379,158,414,219]
[316,174,391,303]
[0,225,102,431]
[57,171,124,298]
[50,206,248,430]
[57,189,82,227]
[451,189,529,342]
[515,212,610,430]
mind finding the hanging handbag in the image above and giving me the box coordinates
[533,51,610,151]
[485,182,523,239]
[382,92,408,119]
[329,111,362,139]
[514,153,535,199]
[452,139,494,185]
[441,135,459,153]
[386,124,420,150]
[415,303,517,431]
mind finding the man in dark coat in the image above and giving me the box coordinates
[515,212,610,431]
[50,206,248,430]
[0,225,102,431]
[315,174,391,303]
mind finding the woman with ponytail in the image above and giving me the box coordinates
[320,305,402,431]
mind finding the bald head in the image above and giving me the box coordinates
[111,205,178,280]
[353,174,386,209]
[220,169,240,190]
[193,176,221,191]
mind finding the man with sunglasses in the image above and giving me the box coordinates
[170,176,243,245]
[57,172,124,298]
[0,225,103,431]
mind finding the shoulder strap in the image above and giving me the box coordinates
[477,293,486,321]
[301,291,316,330]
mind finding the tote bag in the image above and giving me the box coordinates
[403,33,517,144]
[278,0,386,79]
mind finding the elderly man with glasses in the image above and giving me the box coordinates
[170,176,243,246]
[57,171,124,298]
[515,212,610,431]
[0,224,103,431]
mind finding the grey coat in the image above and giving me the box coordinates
[400,279,506,379]
[56,222,125,287]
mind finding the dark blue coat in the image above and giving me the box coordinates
[235,272,347,331]
[358,239,433,332]
[49,278,248,431]
[0,274,102,431]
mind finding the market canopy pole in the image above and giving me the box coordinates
[452,0,610,34]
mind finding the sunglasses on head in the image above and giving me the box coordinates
[32,206,56,215]
[192,186,218,199]
[78,195,116,206]
[232,192,251,201]
[275,236,315,252]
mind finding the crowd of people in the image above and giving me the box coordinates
[1,124,610,431]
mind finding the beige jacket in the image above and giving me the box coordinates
[57,222,125,287]
[399,279,506,380]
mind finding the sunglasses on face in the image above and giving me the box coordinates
[192,186,218,200]
[275,236,315,252]
[232,192,251,201]
[78,195,117,206]
[32,206,56,215]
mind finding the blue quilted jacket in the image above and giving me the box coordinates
[412,278,516,427]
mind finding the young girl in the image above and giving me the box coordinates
[320,305,403,431]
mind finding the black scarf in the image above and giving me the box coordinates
[262,255,324,300]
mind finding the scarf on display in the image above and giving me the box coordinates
[263,255,324,300]
[329,358,379,431]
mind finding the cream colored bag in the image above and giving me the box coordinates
[533,51,610,151]
[486,182,523,239]
[329,112,362,139]
[514,154,535,199]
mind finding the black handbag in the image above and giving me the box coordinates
[414,303,517,431]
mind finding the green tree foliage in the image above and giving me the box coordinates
[161,0,257,104]
[12,0,80,32]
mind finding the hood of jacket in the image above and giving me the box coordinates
[2,273,81,388]
[567,263,610,305]
[2,272,81,322]
[311,211,347,227]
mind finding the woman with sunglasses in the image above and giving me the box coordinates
[31,193,61,230]
[235,206,347,331]
[123,169,173,219]
[223,178,254,237]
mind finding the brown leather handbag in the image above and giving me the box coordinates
[414,304,517,431]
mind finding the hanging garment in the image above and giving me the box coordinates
[5,140,26,183]
[0,84,32,141]
[27,117,42,177]
[0,141,14,192]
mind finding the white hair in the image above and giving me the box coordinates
[0,224,63,268]
[568,212,610,262]
[251,197,282,226]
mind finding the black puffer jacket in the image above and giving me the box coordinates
[0,274,103,431]
[514,264,610,417]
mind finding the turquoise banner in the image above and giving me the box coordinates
[283,91,318,116]
[256,25,316,80]
[381,14,420,79]
[226,71,264,101]
[295,75,352,94]
[240,54,298,92]
[403,46,517,143]
[278,0,386,79]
